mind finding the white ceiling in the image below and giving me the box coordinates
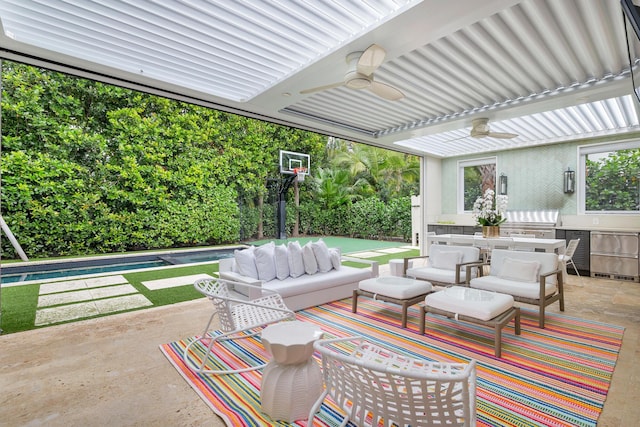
[1,0,640,158]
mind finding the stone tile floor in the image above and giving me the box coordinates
[0,263,638,426]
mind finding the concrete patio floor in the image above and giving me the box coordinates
[0,264,638,426]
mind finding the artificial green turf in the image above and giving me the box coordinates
[125,262,220,306]
[0,284,40,334]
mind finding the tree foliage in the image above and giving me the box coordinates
[585,148,640,211]
[1,62,417,259]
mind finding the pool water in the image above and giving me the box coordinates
[1,261,169,284]
[0,248,236,284]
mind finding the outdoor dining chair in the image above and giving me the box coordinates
[559,238,583,286]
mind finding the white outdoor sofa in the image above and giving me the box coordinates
[218,241,378,311]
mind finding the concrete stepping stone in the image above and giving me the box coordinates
[142,274,214,290]
[37,284,139,307]
[35,294,153,326]
[94,294,153,314]
[347,251,385,258]
[376,247,411,254]
[39,275,128,294]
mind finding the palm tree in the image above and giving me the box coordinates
[310,167,363,209]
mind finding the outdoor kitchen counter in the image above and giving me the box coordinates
[557,226,640,232]
[426,234,566,253]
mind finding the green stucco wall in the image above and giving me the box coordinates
[441,141,582,215]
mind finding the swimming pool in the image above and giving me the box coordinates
[0,247,239,284]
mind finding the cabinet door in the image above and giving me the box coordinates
[432,225,448,235]
[449,226,464,235]
[566,230,590,272]
[463,226,481,235]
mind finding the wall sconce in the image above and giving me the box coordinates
[498,173,508,195]
[563,167,575,193]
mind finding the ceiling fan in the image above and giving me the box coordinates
[469,118,518,139]
[300,44,404,101]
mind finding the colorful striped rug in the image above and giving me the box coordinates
[160,298,624,426]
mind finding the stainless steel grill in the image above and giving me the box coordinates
[501,210,560,239]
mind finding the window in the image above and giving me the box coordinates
[458,157,496,212]
[579,140,640,213]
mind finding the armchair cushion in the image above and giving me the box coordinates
[469,276,557,299]
[499,257,541,283]
[430,250,462,271]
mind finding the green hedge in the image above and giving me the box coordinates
[239,195,412,241]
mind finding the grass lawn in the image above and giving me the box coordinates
[0,239,418,334]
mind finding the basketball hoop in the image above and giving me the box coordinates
[293,167,307,182]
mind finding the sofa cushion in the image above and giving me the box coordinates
[430,250,462,271]
[287,241,305,278]
[329,248,341,270]
[499,257,540,283]
[234,246,258,279]
[263,266,371,299]
[255,242,277,281]
[274,244,290,280]
[312,239,333,273]
[302,242,318,275]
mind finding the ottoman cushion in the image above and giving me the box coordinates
[359,277,432,299]
[425,286,514,321]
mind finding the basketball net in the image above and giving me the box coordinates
[293,167,306,182]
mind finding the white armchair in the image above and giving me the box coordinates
[404,244,482,286]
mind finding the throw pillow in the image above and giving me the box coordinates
[287,241,306,278]
[234,246,259,279]
[302,242,319,275]
[311,239,333,272]
[431,250,463,271]
[274,243,290,280]
[329,248,341,270]
[254,242,277,281]
[499,257,541,282]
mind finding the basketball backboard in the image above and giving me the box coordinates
[279,150,310,176]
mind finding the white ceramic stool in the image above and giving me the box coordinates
[260,321,324,422]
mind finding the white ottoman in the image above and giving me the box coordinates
[260,321,324,422]
[353,276,433,328]
[421,286,521,357]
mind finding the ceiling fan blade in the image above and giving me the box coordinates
[300,81,344,95]
[357,44,386,76]
[369,81,404,101]
[487,131,518,139]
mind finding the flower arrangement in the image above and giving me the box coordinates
[472,189,508,226]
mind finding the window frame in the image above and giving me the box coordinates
[457,156,497,213]
[578,139,640,214]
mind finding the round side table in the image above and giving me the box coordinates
[260,321,324,422]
